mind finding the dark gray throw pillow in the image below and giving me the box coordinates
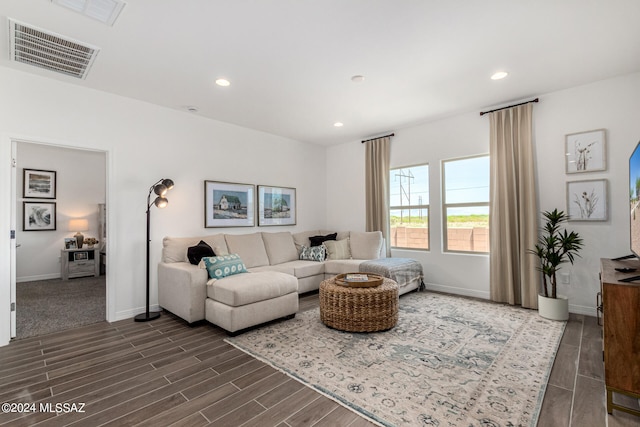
[187,240,215,265]
[309,232,337,247]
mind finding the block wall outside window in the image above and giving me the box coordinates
[390,226,489,252]
[391,225,428,249]
[446,227,490,252]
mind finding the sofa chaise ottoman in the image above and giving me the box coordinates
[205,270,298,335]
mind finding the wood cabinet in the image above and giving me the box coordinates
[61,248,100,280]
[600,258,640,418]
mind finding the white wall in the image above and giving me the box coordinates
[16,142,106,281]
[327,72,640,314]
[0,67,327,346]
[534,72,640,314]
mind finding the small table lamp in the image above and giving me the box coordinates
[69,218,89,248]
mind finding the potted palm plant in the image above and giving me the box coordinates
[530,209,584,321]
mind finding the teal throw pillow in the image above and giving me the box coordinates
[299,245,325,262]
[202,254,248,280]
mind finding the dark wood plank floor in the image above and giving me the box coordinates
[538,313,640,427]
[0,293,637,426]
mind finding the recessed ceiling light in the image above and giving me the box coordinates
[351,75,365,83]
[215,78,230,87]
[184,106,198,113]
[491,71,509,80]
[334,122,344,127]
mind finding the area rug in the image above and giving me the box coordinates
[226,292,565,427]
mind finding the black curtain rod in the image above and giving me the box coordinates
[479,98,539,116]
[361,133,395,143]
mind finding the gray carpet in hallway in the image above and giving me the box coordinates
[16,276,106,339]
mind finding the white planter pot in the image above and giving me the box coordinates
[538,294,569,321]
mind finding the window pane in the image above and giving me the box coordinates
[390,165,429,207]
[390,208,429,250]
[444,156,489,204]
[389,163,429,250]
[446,206,489,252]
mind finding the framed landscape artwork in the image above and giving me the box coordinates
[204,181,255,227]
[23,201,56,231]
[566,179,607,221]
[565,129,606,174]
[258,185,296,226]
[23,169,56,199]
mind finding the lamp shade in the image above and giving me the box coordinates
[69,218,89,232]
[154,197,168,208]
[154,184,168,196]
[162,179,174,190]
[152,179,174,197]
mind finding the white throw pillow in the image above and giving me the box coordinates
[323,238,351,260]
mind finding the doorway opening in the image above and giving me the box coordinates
[13,140,107,339]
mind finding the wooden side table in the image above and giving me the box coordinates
[61,248,100,280]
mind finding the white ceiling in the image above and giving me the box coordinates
[1,0,639,145]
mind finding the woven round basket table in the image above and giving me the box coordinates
[319,276,399,332]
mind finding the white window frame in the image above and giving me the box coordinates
[441,154,490,254]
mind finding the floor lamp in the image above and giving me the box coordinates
[134,178,174,322]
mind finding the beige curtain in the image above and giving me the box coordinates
[365,136,391,257]
[489,103,539,308]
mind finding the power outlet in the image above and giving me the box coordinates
[559,272,570,284]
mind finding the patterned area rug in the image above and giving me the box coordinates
[226,292,565,427]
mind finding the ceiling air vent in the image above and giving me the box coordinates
[8,18,99,79]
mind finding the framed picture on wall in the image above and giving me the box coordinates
[566,179,607,221]
[23,202,56,231]
[204,180,255,227]
[23,169,57,199]
[258,185,296,226]
[565,129,606,173]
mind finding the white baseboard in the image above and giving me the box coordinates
[17,273,60,283]
[114,304,161,322]
[423,282,491,300]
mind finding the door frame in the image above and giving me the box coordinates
[9,141,17,337]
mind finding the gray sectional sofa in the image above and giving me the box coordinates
[158,230,420,333]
